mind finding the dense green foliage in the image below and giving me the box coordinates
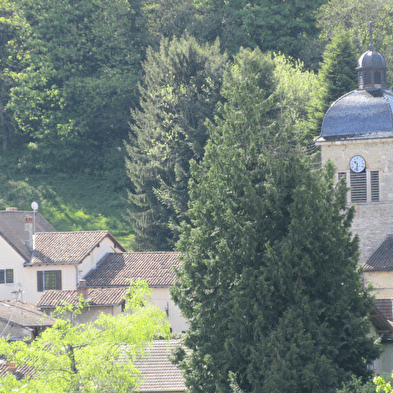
[374,374,393,393]
[337,374,393,393]
[303,27,358,140]
[8,0,145,173]
[127,39,318,251]
[0,158,134,249]
[317,0,393,82]
[143,0,329,65]
[0,280,169,392]
[126,35,227,251]
[171,48,380,393]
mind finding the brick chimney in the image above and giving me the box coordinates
[7,360,17,372]
[24,217,33,250]
[76,279,89,300]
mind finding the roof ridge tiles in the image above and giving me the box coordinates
[35,230,109,235]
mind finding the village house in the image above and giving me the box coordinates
[0,208,187,333]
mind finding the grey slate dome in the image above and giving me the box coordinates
[319,89,393,141]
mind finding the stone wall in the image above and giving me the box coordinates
[316,137,393,265]
[352,202,393,265]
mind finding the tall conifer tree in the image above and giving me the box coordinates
[303,28,358,141]
[126,35,227,251]
[171,47,380,393]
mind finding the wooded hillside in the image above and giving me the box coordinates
[0,0,390,250]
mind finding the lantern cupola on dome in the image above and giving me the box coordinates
[357,21,387,90]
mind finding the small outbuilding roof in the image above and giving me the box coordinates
[0,300,54,330]
[84,252,181,287]
[37,287,128,308]
[363,234,393,271]
[375,299,393,321]
[133,340,186,392]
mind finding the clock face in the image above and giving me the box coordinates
[350,155,366,173]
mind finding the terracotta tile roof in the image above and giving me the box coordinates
[37,287,128,308]
[0,340,186,389]
[0,210,56,260]
[0,300,54,329]
[133,340,185,392]
[0,359,35,379]
[28,230,124,265]
[84,252,181,287]
[364,234,393,271]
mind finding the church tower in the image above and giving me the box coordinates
[315,23,393,266]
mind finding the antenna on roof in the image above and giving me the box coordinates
[31,202,38,236]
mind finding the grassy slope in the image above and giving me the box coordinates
[0,164,134,251]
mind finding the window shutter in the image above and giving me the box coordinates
[338,172,346,183]
[37,271,44,292]
[0,270,4,284]
[371,171,380,202]
[55,270,62,290]
[350,172,367,203]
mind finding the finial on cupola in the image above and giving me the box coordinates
[369,21,374,51]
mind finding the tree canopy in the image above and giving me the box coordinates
[0,280,170,392]
[126,35,318,251]
[171,47,380,393]
[7,0,146,173]
[303,27,358,141]
[317,0,393,82]
[125,34,227,251]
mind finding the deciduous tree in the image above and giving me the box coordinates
[0,280,170,392]
[8,0,146,173]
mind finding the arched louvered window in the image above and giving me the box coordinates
[374,71,382,86]
[364,71,372,88]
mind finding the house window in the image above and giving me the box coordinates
[0,269,14,284]
[37,270,62,292]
